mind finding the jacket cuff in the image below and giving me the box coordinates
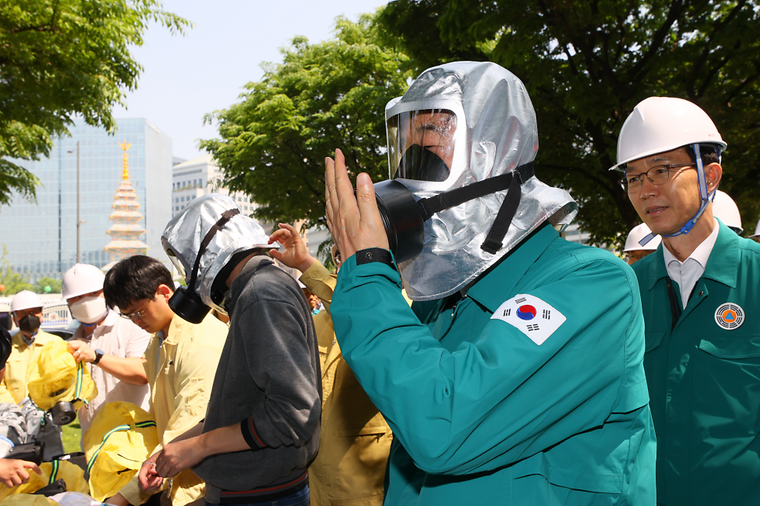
[120,476,153,505]
[355,248,396,269]
[240,417,266,450]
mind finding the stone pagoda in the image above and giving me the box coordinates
[102,141,149,271]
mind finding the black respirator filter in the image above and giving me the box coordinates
[168,286,211,325]
[50,400,76,426]
[373,180,425,264]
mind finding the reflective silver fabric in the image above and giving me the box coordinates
[161,194,270,313]
[385,61,577,300]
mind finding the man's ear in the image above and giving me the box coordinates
[706,163,722,192]
[156,284,173,301]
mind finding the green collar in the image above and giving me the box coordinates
[644,219,740,292]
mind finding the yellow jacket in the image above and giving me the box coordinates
[300,263,392,506]
[119,312,227,506]
[0,330,63,405]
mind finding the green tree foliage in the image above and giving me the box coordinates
[0,246,33,295]
[0,0,189,205]
[34,276,62,294]
[377,0,760,246]
[201,15,415,229]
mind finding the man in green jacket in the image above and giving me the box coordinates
[325,61,656,505]
[613,97,760,505]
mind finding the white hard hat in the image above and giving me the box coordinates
[10,290,43,312]
[752,218,760,238]
[62,263,106,300]
[624,223,662,252]
[712,190,742,233]
[612,97,726,170]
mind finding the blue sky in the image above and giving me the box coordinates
[111,0,389,160]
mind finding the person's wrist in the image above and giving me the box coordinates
[92,349,105,365]
[297,255,317,273]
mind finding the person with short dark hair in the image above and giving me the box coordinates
[103,255,175,311]
[103,255,228,506]
[614,97,760,505]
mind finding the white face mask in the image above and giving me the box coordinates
[69,295,108,324]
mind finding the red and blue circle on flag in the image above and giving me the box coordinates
[517,305,537,321]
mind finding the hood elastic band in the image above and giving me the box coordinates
[417,161,534,254]
[187,208,240,291]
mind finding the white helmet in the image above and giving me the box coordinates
[10,290,43,312]
[62,263,106,300]
[624,223,662,252]
[712,190,742,233]
[752,218,760,238]
[612,97,726,170]
[613,97,727,238]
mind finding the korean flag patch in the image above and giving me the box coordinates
[491,294,566,345]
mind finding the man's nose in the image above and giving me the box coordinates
[637,175,658,197]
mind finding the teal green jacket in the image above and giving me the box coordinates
[332,224,656,505]
[632,220,760,505]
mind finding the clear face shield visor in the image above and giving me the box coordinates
[165,248,187,280]
[386,108,460,182]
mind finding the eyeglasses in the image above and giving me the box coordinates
[619,163,696,193]
[119,300,151,320]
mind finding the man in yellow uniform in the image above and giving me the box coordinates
[269,223,392,506]
[102,256,227,506]
[0,326,42,487]
[0,291,63,405]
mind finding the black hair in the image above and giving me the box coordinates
[0,327,11,369]
[209,248,262,305]
[685,144,721,166]
[104,255,174,309]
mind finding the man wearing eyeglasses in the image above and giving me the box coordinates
[102,255,228,506]
[613,97,760,506]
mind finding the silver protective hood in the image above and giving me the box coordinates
[161,194,270,313]
[386,61,577,300]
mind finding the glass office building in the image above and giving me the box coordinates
[0,118,172,282]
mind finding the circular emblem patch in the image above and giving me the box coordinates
[516,305,537,321]
[715,303,745,330]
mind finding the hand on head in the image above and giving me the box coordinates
[268,223,316,273]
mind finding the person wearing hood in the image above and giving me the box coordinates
[62,263,151,446]
[613,97,760,505]
[103,256,228,506]
[152,195,321,506]
[325,61,655,505]
[0,291,63,405]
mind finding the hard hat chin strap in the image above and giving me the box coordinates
[660,143,714,239]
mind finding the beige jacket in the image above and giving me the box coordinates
[119,312,227,506]
[301,263,393,506]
